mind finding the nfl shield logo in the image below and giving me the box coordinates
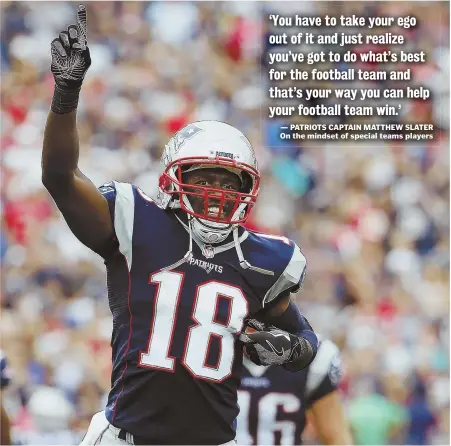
[202,245,215,259]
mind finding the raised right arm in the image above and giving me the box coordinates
[42,5,115,258]
[42,111,115,257]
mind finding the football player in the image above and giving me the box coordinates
[0,350,12,445]
[236,338,353,445]
[42,6,318,445]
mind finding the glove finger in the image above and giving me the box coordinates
[239,330,275,344]
[51,38,67,58]
[241,331,269,344]
[239,332,257,344]
[244,331,292,356]
[76,4,88,49]
[67,24,79,46]
[245,318,267,332]
[59,31,70,50]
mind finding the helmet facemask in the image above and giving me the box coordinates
[159,156,260,243]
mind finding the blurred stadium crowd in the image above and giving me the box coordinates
[1,1,449,445]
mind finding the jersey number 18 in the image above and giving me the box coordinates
[139,270,248,381]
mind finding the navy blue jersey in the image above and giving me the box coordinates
[236,339,342,445]
[99,181,307,444]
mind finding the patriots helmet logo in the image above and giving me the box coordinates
[174,124,203,152]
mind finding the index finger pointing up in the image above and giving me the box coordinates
[76,4,88,48]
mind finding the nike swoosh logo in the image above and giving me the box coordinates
[266,340,284,357]
[272,332,291,341]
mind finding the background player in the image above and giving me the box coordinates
[42,5,318,445]
[236,337,352,445]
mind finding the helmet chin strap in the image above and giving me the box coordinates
[159,217,194,273]
[160,209,274,276]
[232,227,274,276]
[191,218,232,244]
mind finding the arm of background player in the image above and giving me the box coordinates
[307,391,353,445]
[42,111,115,258]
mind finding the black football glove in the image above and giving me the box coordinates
[50,4,91,113]
[239,318,313,368]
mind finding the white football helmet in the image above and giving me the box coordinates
[156,121,260,244]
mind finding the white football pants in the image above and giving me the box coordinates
[80,410,237,445]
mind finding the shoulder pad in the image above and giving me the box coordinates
[306,339,342,396]
[262,241,307,305]
[97,181,136,264]
[108,182,135,268]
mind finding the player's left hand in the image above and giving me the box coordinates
[239,319,301,366]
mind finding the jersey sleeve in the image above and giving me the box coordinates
[305,339,342,408]
[98,182,117,223]
[262,242,307,306]
[99,181,136,267]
